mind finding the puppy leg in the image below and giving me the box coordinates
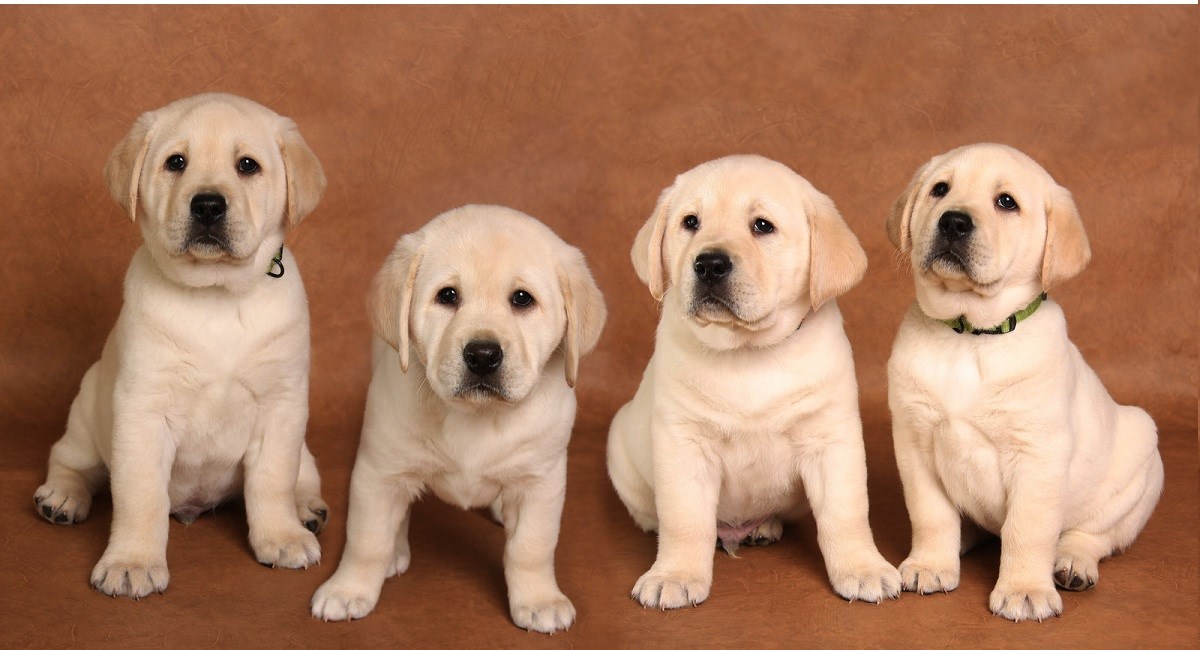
[311,460,408,621]
[386,509,412,578]
[990,460,1066,622]
[632,423,718,609]
[501,456,575,634]
[894,420,963,594]
[244,399,319,568]
[800,425,900,603]
[295,444,329,534]
[606,409,658,533]
[91,415,172,598]
[35,370,107,524]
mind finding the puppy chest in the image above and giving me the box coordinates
[714,435,803,522]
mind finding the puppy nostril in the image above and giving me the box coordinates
[693,251,732,286]
[190,193,227,227]
[937,211,974,242]
[462,340,503,376]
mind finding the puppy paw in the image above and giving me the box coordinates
[745,517,783,546]
[989,581,1063,621]
[899,555,960,594]
[90,554,169,598]
[829,552,902,603]
[510,592,575,634]
[631,566,711,609]
[296,497,329,535]
[311,576,380,621]
[1053,554,1099,592]
[386,541,411,578]
[251,526,321,568]
[34,482,92,525]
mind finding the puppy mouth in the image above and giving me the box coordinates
[923,247,1002,293]
[181,233,237,259]
[452,381,508,402]
[689,290,774,331]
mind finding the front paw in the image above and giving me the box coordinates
[828,552,902,603]
[899,555,960,594]
[34,482,92,525]
[91,553,169,598]
[631,566,711,609]
[311,574,381,621]
[251,525,321,568]
[510,592,575,634]
[989,580,1063,621]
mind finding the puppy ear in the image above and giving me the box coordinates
[369,233,424,372]
[1041,185,1091,290]
[104,111,156,223]
[886,159,932,253]
[558,248,607,388]
[277,119,326,228]
[806,189,868,311]
[631,185,674,301]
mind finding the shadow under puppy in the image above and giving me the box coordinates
[34,93,329,598]
[311,206,606,633]
[886,143,1163,621]
[607,155,900,609]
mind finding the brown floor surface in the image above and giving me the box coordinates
[1,6,1196,648]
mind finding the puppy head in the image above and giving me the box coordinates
[887,144,1090,312]
[105,93,325,288]
[632,155,866,348]
[371,205,606,408]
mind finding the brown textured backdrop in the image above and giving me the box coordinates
[1,6,1195,647]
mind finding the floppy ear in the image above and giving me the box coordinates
[277,118,326,228]
[886,159,932,253]
[1041,185,1091,290]
[104,111,156,223]
[369,233,424,372]
[806,188,868,311]
[557,248,607,388]
[631,185,675,301]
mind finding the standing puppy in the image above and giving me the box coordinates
[886,143,1163,621]
[34,93,329,598]
[607,155,899,609]
[311,206,605,633]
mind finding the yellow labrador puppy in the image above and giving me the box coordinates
[34,93,328,598]
[886,143,1163,621]
[607,155,900,609]
[311,206,606,633]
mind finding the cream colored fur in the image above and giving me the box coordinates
[886,143,1163,621]
[34,93,329,598]
[607,155,899,609]
[311,206,605,633]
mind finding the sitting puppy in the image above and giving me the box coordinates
[311,206,606,633]
[607,155,900,609]
[34,93,329,598]
[886,143,1163,621]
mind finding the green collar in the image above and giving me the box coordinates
[267,246,285,278]
[938,293,1047,335]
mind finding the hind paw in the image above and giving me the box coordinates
[34,482,92,525]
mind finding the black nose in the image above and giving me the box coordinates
[937,211,974,242]
[693,251,732,286]
[463,340,503,376]
[190,193,226,227]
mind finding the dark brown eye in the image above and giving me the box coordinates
[931,182,949,198]
[237,157,260,174]
[165,154,186,172]
[996,193,1019,211]
[682,214,699,231]
[752,218,775,235]
[511,290,534,308]
[436,287,458,306]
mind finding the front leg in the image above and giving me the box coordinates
[311,457,409,621]
[799,420,900,603]
[893,414,963,594]
[91,412,173,598]
[500,456,574,634]
[244,395,319,568]
[990,450,1067,622]
[632,420,719,609]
